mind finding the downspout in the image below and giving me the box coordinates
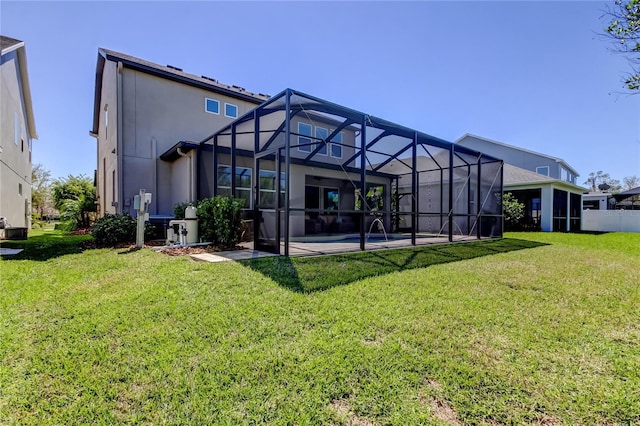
[176,147,195,202]
[151,137,158,214]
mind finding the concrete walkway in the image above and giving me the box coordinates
[0,248,23,256]
[190,249,277,263]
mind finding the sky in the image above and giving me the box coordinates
[2,0,639,185]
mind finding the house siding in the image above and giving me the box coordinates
[96,60,264,217]
[457,135,561,179]
[0,49,32,228]
[96,59,118,215]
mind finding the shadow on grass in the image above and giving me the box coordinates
[241,238,548,293]
[0,233,93,261]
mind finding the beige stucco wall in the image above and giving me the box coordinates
[117,67,261,216]
[96,60,119,215]
[1,50,32,228]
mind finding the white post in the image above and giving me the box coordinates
[566,191,571,232]
[136,189,146,248]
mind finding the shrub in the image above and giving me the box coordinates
[197,196,244,249]
[91,214,136,248]
[501,192,525,230]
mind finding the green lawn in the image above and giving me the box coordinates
[1,231,638,424]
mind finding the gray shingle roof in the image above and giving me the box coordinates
[503,164,555,185]
[99,48,270,103]
[1,35,23,53]
[504,164,586,193]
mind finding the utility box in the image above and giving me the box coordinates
[1,227,28,240]
[166,205,198,245]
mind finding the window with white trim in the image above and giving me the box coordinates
[315,126,328,156]
[217,165,252,208]
[536,166,550,176]
[298,122,312,152]
[330,131,343,158]
[225,103,238,118]
[205,98,220,114]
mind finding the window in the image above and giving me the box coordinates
[298,122,312,152]
[324,188,339,210]
[258,170,286,208]
[205,98,220,114]
[217,165,252,208]
[21,123,26,152]
[315,127,328,156]
[18,183,22,195]
[330,131,343,158]
[536,166,549,176]
[225,103,238,118]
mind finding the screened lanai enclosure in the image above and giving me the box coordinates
[201,89,503,255]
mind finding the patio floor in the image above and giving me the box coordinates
[189,233,486,262]
[284,233,482,257]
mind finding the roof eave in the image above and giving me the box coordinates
[14,44,38,139]
[91,51,106,136]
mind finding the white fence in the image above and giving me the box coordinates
[582,210,640,233]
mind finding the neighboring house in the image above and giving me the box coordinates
[456,134,584,232]
[1,35,37,230]
[583,192,616,211]
[90,48,270,218]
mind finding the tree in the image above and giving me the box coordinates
[603,0,640,92]
[52,174,97,229]
[622,175,640,189]
[31,163,56,219]
[583,171,621,192]
[501,192,525,231]
[621,175,640,206]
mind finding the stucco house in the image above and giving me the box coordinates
[456,134,584,232]
[1,35,38,231]
[91,50,504,254]
[90,48,270,218]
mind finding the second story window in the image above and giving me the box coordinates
[315,126,328,156]
[205,98,220,115]
[536,166,549,176]
[298,122,312,152]
[330,131,343,158]
[225,103,238,118]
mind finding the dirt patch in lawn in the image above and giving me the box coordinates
[329,399,375,426]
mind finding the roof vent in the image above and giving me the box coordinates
[232,85,245,91]
[166,65,183,72]
[201,75,218,83]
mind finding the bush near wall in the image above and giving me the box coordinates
[91,214,136,248]
[197,196,244,249]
